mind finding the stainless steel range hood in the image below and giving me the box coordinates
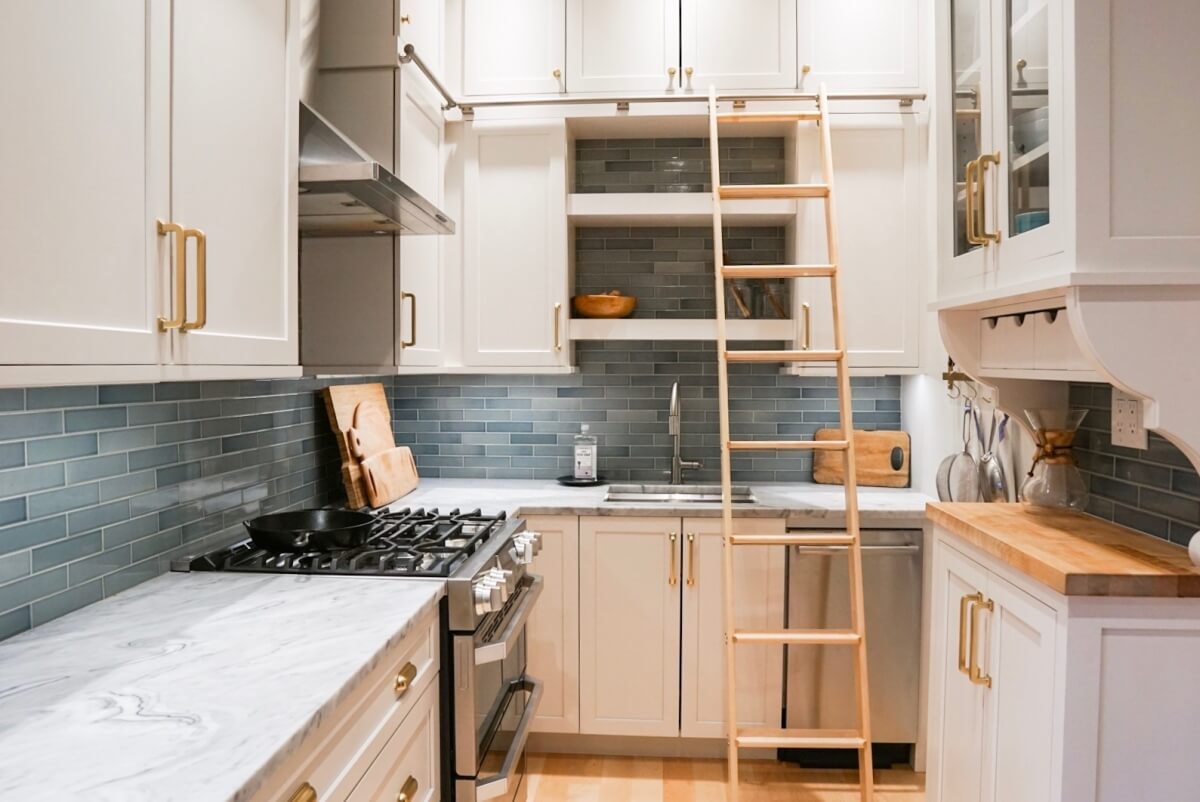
[298,102,454,237]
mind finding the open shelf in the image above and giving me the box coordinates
[568,192,798,226]
[569,317,795,341]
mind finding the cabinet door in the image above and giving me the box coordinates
[0,0,169,367]
[792,114,921,370]
[345,682,440,802]
[463,0,565,95]
[680,0,797,90]
[937,0,997,298]
[579,516,681,737]
[566,0,680,93]
[525,516,580,734]
[796,0,921,90]
[171,0,298,366]
[980,574,1056,802]
[680,517,786,739]
[397,73,445,368]
[399,0,444,76]
[462,121,568,368]
[928,542,990,802]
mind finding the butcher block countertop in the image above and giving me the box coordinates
[927,502,1200,597]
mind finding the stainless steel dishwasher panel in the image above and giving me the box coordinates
[785,529,921,743]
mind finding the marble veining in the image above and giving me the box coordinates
[0,572,443,802]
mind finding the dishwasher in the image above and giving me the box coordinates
[783,527,922,767]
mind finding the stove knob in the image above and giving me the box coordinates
[527,531,543,556]
[512,537,534,565]
[489,567,513,601]
[474,580,502,614]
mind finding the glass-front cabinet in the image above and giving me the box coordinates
[939,0,1064,298]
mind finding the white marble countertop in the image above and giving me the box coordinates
[392,478,933,528]
[0,572,443,802]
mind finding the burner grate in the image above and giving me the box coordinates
[188,508,509,577]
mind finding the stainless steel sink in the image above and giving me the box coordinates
[604,484,757,504]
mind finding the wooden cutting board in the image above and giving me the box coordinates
[361,446,420,508]
[813,429,911,488]
[323,383,412,509]
[350,400,394,461]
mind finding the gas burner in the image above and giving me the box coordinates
[181,507,513,578]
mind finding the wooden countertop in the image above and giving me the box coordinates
[926,502,1200,597]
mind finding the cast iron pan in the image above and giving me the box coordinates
[243,509,377,552]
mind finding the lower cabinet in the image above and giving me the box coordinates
[537,514,785,739]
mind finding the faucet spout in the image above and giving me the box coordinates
[667,382,701,484]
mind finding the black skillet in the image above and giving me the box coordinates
[243,509,378,552]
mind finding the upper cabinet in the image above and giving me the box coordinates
[680,0,798,90]
[0,0,299,385]
[796,0,921,90]
[566,0,679,93]
[936,0,1200,303]
[463,0,566,96]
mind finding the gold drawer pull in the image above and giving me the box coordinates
[958,592,981,675]
[394,661,418,696]
[396,776,418,802]
[181,227,207,331]
[668,532,678,586]
[157,220,187,331]
[686,533,696,586]
[969,597,994,687]
[289,782,317,802]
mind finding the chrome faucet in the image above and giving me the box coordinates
[667,382,703,484]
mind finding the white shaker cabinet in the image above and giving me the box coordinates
[680,517,786,739]
[461,120,569,368]
[462,0,565,96]
[791,114,922,371]
[0,1,169,369]
[566,0,680,93]
[796,0,921,91]
[680,0,798,90]
[399,0,445,76]
[524,515,581,735]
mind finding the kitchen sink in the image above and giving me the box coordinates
[604,484,757,504]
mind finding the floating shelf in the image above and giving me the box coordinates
[569,317,795,341]
[567,192,798,226]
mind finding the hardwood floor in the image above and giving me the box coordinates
[526,753,926,802]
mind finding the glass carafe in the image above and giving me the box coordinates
[1020,409,1088,510]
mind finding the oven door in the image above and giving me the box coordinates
[454,575,544,802]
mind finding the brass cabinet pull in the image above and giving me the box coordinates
[401,291,417,348]
[685,66,694,78]
[399,13,411,23]
[181,227,207,331]
[968,596,994,687]
[977,151,1002,243]
[958,592,982,675]
[288,782,317,802]
[801,64,812,75]
[394,661,418,696]
[668,532,678,586]
[964,158,983,245]
[396,776,418,802]
[553,302,563,352]
[668,66,677,78]
[552,68,562,79]
[156,220,187,331]
[801,302,811,350]
[686,533,696,586]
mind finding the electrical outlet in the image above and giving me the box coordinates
[1112,388,1148,450]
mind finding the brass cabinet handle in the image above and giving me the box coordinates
[686,533,696,586]
[180,227,207,331]
[394,661,418,696]
[156,220,187,331]
[553,302,563,351]
[801,302,811,350]
[289,782,317,802]
[958,592,982,675]
[964,157,980,245]
[685,66,694,78]
[668,66,677,78]
[552,68,562,79]
[401,291,417,348]
[396,776,418,802]
[968,596,994,687]
[668,532,678,586]
[399,13,411,23]
[977,151,1002,243]
[801,64,812,75]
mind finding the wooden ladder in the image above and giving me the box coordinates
[708,85,874,802]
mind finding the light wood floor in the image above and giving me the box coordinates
[526,754,925,802]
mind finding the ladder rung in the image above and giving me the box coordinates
[721,265,836,280]
[725,349,843,364]
[734,629,862,645]
[726,439,849,451]
[736,727,865,750]
[719,184,830,200]
[728,532,856,546]
[717,111,821,124]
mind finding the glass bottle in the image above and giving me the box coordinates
[573,424,598,481]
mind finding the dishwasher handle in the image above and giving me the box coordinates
[791,543,920,555]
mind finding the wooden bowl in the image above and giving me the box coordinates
[572,293,637,319]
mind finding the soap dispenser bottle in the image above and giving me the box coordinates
[574,424,598,481]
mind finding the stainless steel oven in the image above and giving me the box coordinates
[450,571,544,802]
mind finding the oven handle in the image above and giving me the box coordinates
[475,574,544,666]
[474,676,544,802]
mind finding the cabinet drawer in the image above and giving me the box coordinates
[1032,309,1088,371]
[979,314,1034,369]
[258,611,440,802]
[347,680,440,802]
